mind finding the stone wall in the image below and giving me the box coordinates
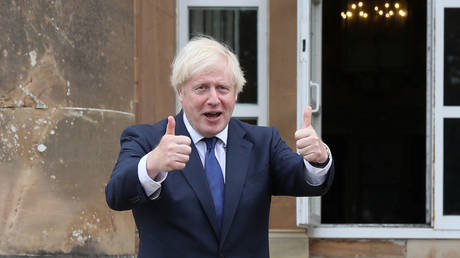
[310,239,460,258]
[0,0,135,256]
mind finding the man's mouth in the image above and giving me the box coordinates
[204,112,222,118]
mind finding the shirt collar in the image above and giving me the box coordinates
[183,112,228,146]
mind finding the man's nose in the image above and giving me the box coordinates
[207,87,220,105]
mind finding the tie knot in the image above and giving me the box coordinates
[204,137,217,153]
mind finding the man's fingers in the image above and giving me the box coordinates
[175,135,192,146]
[298,141,328,163]
[175,144,192,155]
[174,153,190,163]
[172,161,187,170]
[302,106,312,129]
[296,136,321,150]
[166,116,176,135]
[296,137,312,150]
[167,157,190,171]
[298,144,316,156]
[294,127,314,140]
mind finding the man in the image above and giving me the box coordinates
[106,36,334,258]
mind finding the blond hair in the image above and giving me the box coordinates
[170,36,246,94]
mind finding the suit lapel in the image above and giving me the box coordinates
[174,112,221,237]
[220,119,253,246]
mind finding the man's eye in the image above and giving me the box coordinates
[217,86,229,91]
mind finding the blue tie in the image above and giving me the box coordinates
[204,137,225,231]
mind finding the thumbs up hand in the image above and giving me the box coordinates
[294,106,329,164]
[146,116,192,178]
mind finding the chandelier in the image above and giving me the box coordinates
[340,1,407,20]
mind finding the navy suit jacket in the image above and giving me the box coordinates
[106,112,334,258]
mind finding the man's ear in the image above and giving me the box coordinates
[177,87,184,102]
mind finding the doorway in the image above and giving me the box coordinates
[321,0,427,224]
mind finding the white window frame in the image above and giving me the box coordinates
[296,0,460,238]
[433,0,460,230]
[177,0,268,126]
[296,0,322,227]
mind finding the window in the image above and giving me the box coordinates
[434,0,460,230]
[178,0,268,126]
[298,0,460,238]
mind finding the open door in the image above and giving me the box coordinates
[297,0,428,229]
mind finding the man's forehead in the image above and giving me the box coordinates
[186,76,236,90]
[189,65,232,82]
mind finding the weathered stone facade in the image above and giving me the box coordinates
[0,0,135,256]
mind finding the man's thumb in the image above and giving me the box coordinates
[302,106,312,128]
[165,116,175,135]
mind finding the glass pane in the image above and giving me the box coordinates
[321,0,427,223]
[444,119,460,215]
[444,8,460,106]
[189,7,258,104]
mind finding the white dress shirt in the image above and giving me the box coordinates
[138,113,332,199]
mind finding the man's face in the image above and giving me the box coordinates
[178,56,237,138]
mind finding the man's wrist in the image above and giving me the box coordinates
[310,143,331,168]
[146,150,161,179]
[310,155,329,168]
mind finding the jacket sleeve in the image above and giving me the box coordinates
[105,125,161,211]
